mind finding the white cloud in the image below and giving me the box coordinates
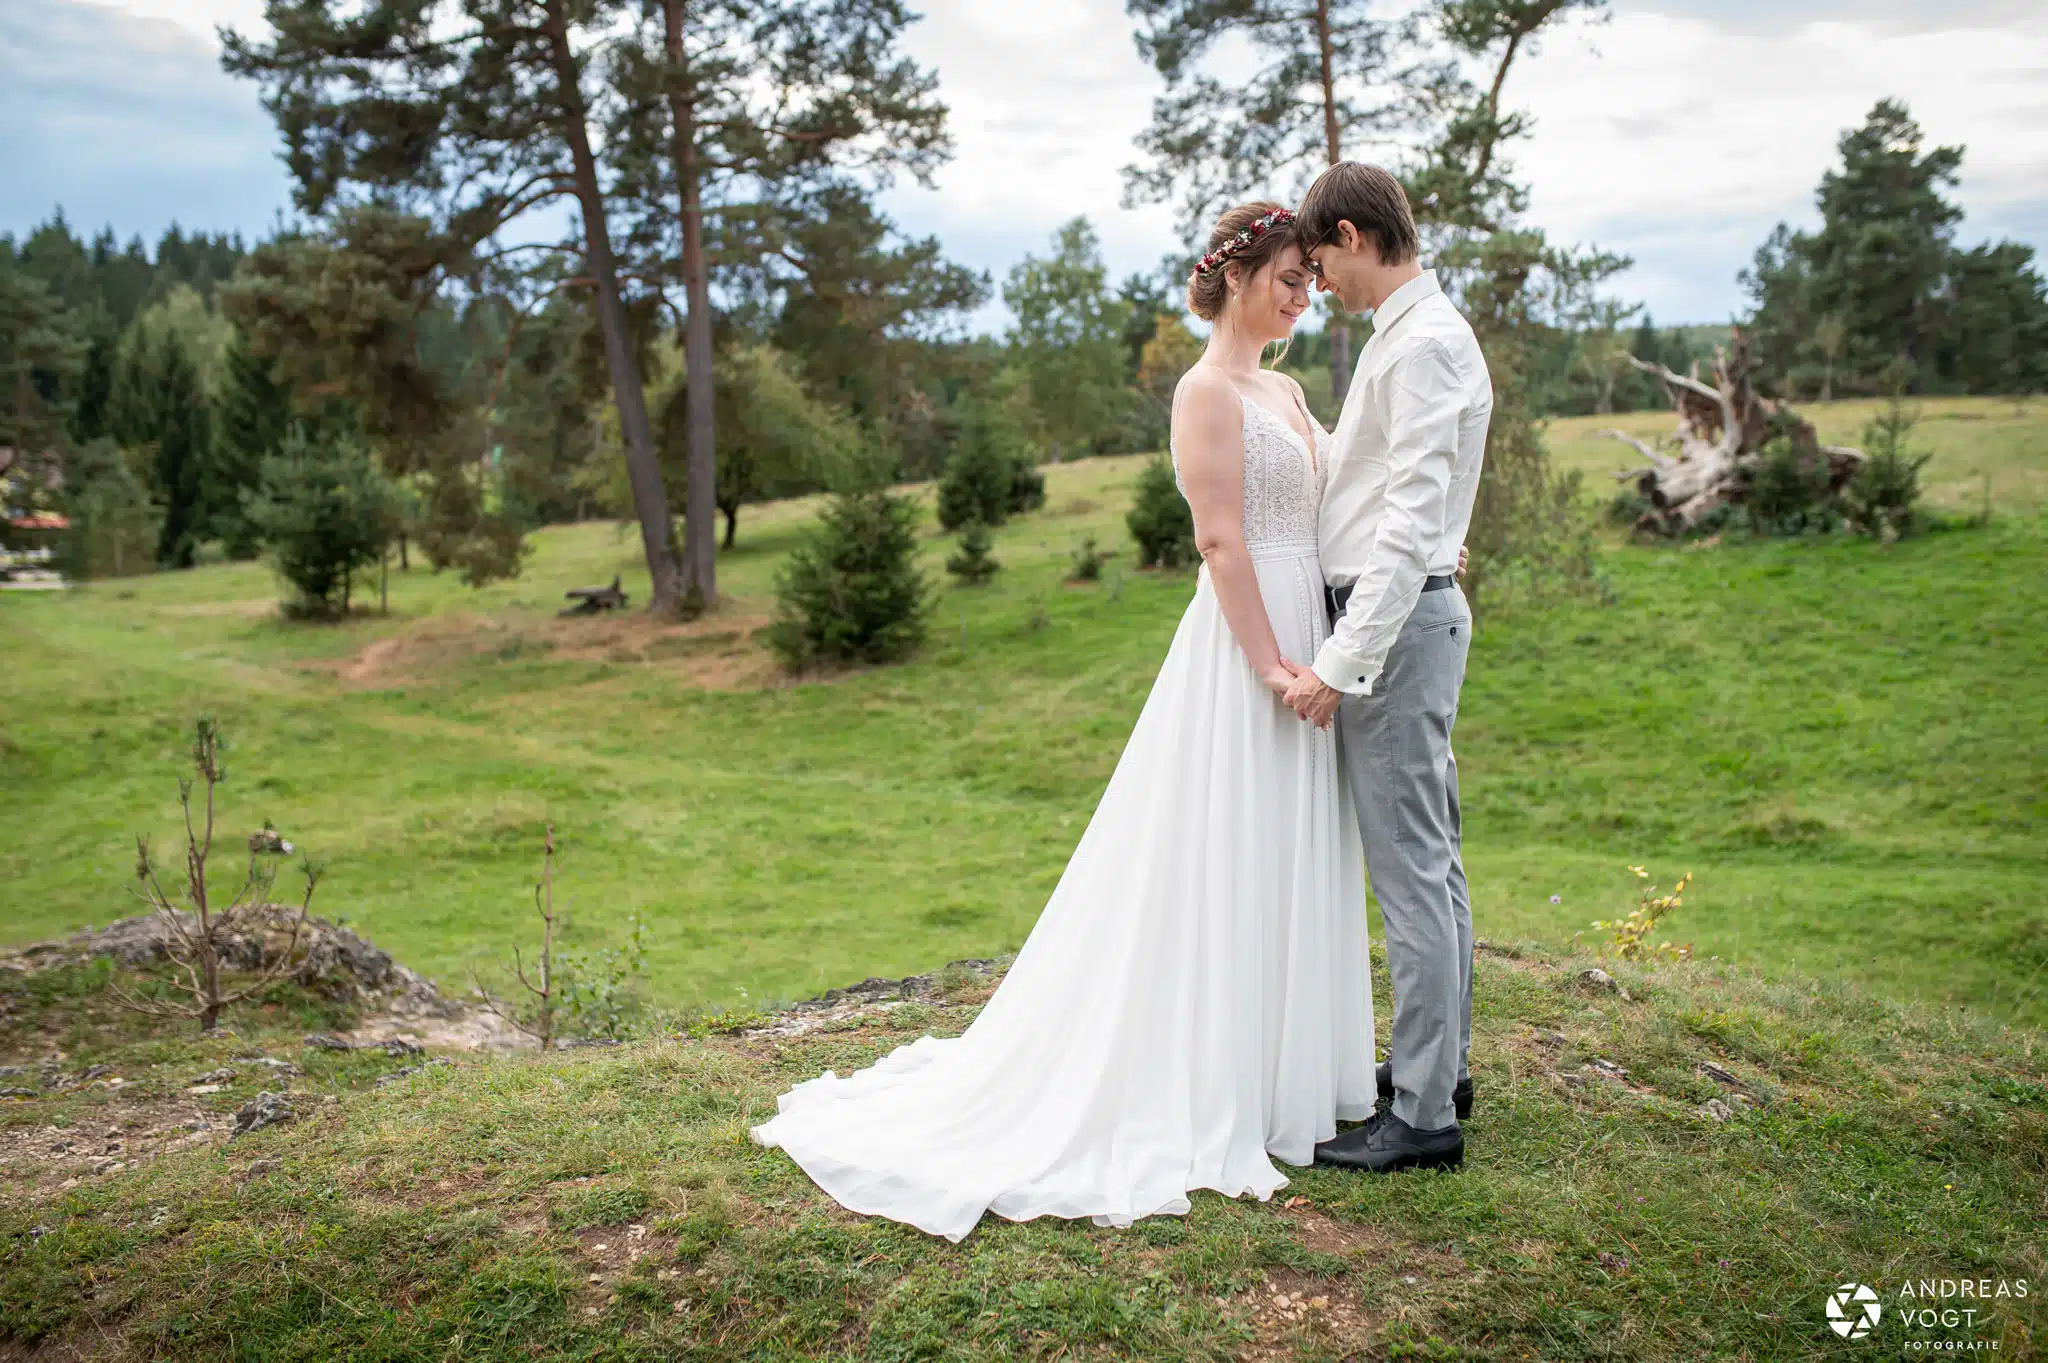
[0,1,291,244]
[1504,9,2048,321]
[876,0,1181,328]
[8,0,2046,329]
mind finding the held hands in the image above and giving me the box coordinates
[1261,658,1307,698]
[1277,547,1465,729]
[1283,670,1344,729]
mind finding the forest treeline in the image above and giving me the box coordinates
[0,0,2040,624]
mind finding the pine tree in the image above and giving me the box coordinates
[0,254,81,459]
[1743,100,1976,395]
[1407,1,1613,614]
[607,0,953,611]
[223,0,684,612]
[1122,0,1435,405]
[243,426,402,616]
[70,313,117,444]
[105,325,160,451]
[767,185,988,451]
[214,331,294,559]
[769,486,930,669]
[946,520,999,585]
[59,438,161,579]
[1126,455,1197,569]
[937,399,1033,532]
[1939,242,2048,395]
[151,333,214,568]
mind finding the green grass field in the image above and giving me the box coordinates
[5,937,2043,1359]
[3,397,2044,1025]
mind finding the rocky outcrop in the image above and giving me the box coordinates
[2,911,534,1051]
[8,909,463,1017]
[740,958,1007,1039]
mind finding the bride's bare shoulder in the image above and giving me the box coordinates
[1172,364,1240,431]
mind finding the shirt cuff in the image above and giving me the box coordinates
[1312,641,1378,696]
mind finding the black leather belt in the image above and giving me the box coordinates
[1326,576,1453,617]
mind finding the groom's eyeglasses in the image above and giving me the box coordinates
[1300,227,1341,280]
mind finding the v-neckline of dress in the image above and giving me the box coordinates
[1241,394,1321,477]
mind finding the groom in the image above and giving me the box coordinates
[1282,163,1491,1175]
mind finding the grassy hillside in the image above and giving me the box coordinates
[2,398,2044,1028]
[3,940,2043,1360]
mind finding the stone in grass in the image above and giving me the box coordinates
[1576,967,1631,999]
[1700,1098,1735,1123]
[231,1092,294,1139]
[191,1068,237,1086]
[303,1034,423,1057]
[241,1057,303,1077]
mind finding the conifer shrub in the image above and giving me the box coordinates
[1126,455,1197,568]
[1843,399,1933,540]
[770,487,931,669]
[242,427,401,617]
[946,519,1000,585]
[938,400,1041,531]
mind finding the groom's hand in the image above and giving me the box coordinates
[1283,672,1344,728]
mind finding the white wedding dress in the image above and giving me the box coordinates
[751,397,1375,1242]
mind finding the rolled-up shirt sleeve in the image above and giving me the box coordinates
[1312,339,1462,695]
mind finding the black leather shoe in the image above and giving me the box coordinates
[1314,1109,1465,1173]
[1376,1061,1474,1121]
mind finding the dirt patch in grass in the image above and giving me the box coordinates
[1243,1202,1473,1357]
[152,599,278,619]
[314,608,783,692]
[575,1220,675,1280]
[0,1097,226,1205]
[1233,1266,1378,1360]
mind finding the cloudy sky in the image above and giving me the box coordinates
[4,0,2044,328]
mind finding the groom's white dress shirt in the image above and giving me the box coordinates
[1312,269,1492,696]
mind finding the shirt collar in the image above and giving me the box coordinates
[1369,268,1440,332]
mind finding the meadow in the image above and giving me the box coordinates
[2,396,2044,1026]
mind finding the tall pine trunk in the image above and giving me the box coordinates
[1316,0,1352,406]
[663,0,719,612]
[543,0,682,616]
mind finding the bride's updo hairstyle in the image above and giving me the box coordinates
[1187,200,1296,322]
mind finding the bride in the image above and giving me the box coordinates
[751,202,1377,1243]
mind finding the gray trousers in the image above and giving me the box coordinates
[1334,585,1474,1131]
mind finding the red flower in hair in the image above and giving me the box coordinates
[1191,208,1296,278]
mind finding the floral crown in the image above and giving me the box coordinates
[1192,207,1297,278]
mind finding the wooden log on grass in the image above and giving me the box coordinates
[558,574,628,617]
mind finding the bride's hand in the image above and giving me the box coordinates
[1262,658,1305,697]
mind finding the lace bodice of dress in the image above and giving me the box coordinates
[1173,396,1327,554]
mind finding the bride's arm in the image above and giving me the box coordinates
[1173,373,1300,698]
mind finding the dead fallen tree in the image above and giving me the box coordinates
[1602,330,1863,536]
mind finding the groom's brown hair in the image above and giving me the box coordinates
[1296,163,1418,266]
